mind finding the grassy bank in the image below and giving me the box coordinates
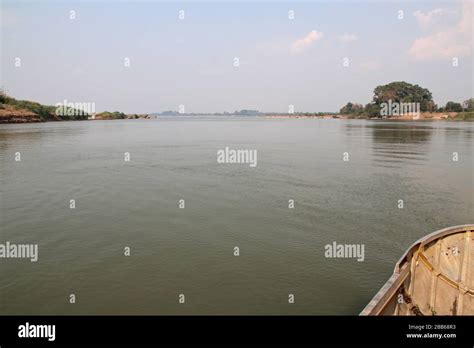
[0,92,89,123]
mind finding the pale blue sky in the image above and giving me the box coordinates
[1,0,472,113]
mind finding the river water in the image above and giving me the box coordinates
[0,118,472,314]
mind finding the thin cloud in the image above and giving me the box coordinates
[408,0,472,61]
[291,30,323,53]
[413,8,448,29]
[338,34,358,43]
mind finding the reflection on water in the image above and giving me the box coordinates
[0,119,472,315]
[443,126,474,141]
[344,122,433,168]
[370,124,430,168]
[344,122,433,144]
[370,124,433,144]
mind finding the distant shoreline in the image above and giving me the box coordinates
[2,113,473,124]
[264,112,472,121]
[2,80,473,123]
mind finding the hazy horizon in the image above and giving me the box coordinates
[1,0,472,114]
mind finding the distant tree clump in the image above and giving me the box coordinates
[338,81,438,118]
[233,109,262,116]
[462,98,474,111]
[95,111,127,120]
[339,102,364,115]
[444,101,463,112]
[364,103,381,117]
[372,81,434,112]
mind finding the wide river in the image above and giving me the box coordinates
[0,118,472,314]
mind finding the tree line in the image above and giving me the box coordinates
[340,81,473,119]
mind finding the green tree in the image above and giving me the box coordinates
[96,111,127,119]
[445,101,463,112]
[463,98,474,111]
[372,81,434,112]
[364,103,380,117]
[340,102,364,114]
[0,89,7,104]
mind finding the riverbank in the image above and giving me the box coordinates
[265,112,474,121]
[0,94,88,123]
[2,112,473,124]
[1,92,473,123]
[0,94,151,123]
[0,105,42,123]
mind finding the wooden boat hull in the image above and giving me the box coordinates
[361,225,474,315]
